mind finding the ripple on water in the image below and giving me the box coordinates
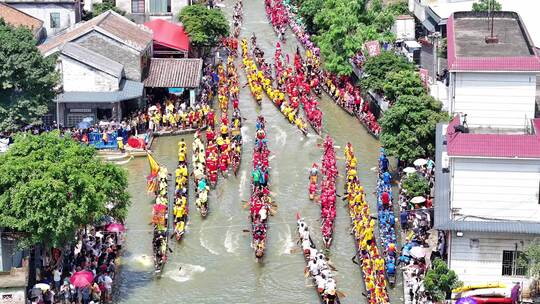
[164,263,206,283]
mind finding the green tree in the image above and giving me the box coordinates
[520,239,540,278]
[424,259,462,301]
[0,132,130,248]
[0,19,59,131]
[472,0,502,12]
[383,69,425,102]
[178,4,229,56]
[297,0,323,34]
[93,3,126,17]
[402,173,430,197]
[361,51,414,93]
[379,94,448,163]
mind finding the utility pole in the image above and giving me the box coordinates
[428,31,441,98]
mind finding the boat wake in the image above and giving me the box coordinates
[224,226,240,254]
[200,222,219,255]
[280,224,295,255]
[165,263,206,282]
[128,254,153,269]
[238,170,247,197]
[272,125,287,146]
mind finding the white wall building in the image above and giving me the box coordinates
[0,0,81,37]
[436,117,540,290]
[446,11,540,131]
[82,0,190,23]
[435,11,540,293]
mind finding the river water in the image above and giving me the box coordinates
[115,0,403,303]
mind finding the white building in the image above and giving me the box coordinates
[435,117,540,289]
[0,0,81,37]
[84,0,189,23]
[446,11,540,131]
[435,11,540,293]
[408,0,540,49]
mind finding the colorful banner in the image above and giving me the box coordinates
[419,68,429,87]
[364,40,381,56]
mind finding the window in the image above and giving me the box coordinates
[50,12,60,28]
[131,0,145,13]
[149,0,170,13]
[502,250,526,276]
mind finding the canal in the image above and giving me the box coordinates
[115,0,403,303]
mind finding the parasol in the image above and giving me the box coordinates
[411,196,426,204]
[128,137,145,149]
[410,246,425,259]
[413,158,427,167]
[403,167,416,174]
[106,223,126,233]
[69,270,94,288]
[33,283,50,291]
[456,297,478,304]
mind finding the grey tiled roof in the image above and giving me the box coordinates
[62,43,123,79]
[434,123,540,235]
[144,58,203,88]
[55,80,143,103]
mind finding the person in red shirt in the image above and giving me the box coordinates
[381,191,390,209]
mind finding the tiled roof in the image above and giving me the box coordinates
[56,80,143,103]
[144,58,203,88]
[447,12,540,72]
[39,10,152,55]
[446,116,540,158]
[0,2,43,38]
[61,43,123,79]
[434,123,540,235]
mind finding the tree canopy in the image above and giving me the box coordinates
[0,132,130,248]
[178,4,229,50]
[93,4,126,18]
[297,0,406,75]
[424,259,462,301]
[361,51,415,94]
[383,69,425,102]
[0,19,59,132]
[472,0,502,12]
[402,173,430,198]
[379,94,448,163]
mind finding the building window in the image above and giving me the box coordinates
[502,250,526,276]
[149,0,170,13]
[50,12,60,28]
[131,0,145,13]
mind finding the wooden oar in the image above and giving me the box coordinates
[336,290,347,298]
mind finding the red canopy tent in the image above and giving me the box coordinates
[144,19,190,57]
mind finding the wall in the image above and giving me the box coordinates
[450,72,537,130]
[118,0,188,22]
[75,32,143,81]
[392,18,415,41]
[10,3,79,37]
[0,288,25,304]
[61,56,119,92]
[449,231,533,286]
[450,157,540,222]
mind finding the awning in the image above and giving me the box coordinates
[55,80,143,103]
[421,18,436,32]
[144,58,203,88]
[144,19,189,52]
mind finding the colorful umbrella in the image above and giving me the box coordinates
[106,223,125,233]
[69,270,94,288]
[410,246,425,259]
[456,297,478,304]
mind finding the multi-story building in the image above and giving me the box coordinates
[0,0,81,37]
[435,11,540,292]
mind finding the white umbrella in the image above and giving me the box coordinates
[413,158,427,167]
[411,196,426,204]
[34,283,50,291]
[148,105,157,112]
[410,246,425,259]
[403,167,416,174]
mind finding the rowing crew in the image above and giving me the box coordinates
[297,218,338,303]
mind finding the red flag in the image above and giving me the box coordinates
[364,41,381,56]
